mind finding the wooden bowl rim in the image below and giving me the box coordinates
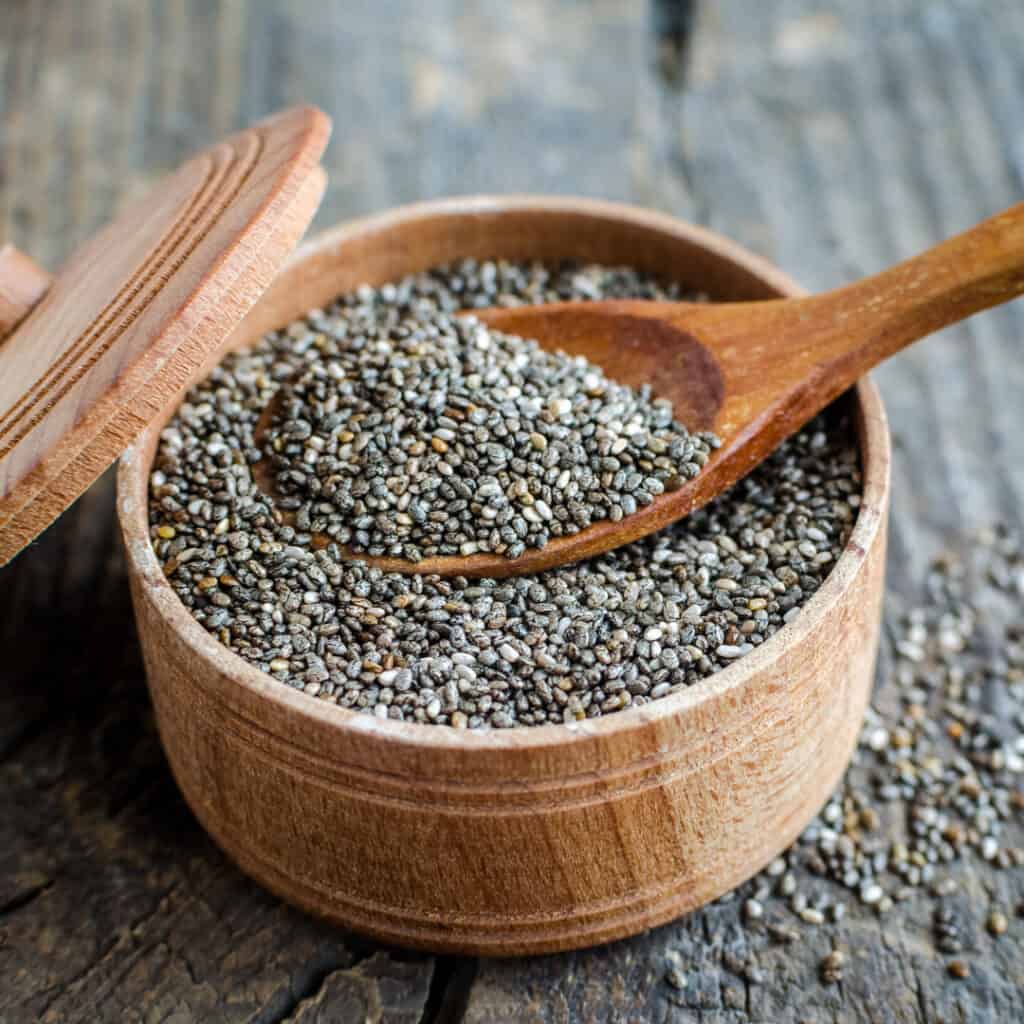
[117,194,890,757]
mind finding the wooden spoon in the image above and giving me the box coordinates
[259,202,1024,577]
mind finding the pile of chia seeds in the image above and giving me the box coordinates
[149,260,861,729]
[670,525,1023,994]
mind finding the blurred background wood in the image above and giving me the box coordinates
[1,1,1023,1020]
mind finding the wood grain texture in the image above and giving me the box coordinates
[1,0,1023,1020]
[0,105,329,567]
[0,244,52,340]
[116,199,890,956]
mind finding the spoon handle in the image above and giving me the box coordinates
[691,200,1024,426]
[799,201,1024,371]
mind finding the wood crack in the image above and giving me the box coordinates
[652,0,699,90]
[419,957,478,1024]
[249,949,374,1024]
[32,936,123,1022]
[0,877,53,918]
[0,707,65,765]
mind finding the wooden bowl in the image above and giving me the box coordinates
[117,197,890,956]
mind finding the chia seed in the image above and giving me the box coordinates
[819,949,845,984]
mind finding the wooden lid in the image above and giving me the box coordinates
[0,106,331,566]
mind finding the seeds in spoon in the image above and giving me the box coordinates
[150,260,860,728]
[264,311,719,562]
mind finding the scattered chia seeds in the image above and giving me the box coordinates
[701,523,1023,991]
[151,260,860,728]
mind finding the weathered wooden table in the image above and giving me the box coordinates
[2,2,1023,1020]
